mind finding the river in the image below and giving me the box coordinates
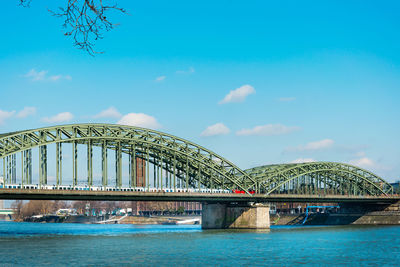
[0,221,399,266]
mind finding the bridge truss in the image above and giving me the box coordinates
[0,124,255,193]
[0,124,394,197]
[244,162,393,196]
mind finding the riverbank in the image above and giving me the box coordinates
[118,215,200,225]
[19,214,201,225]
[271,212,400,225]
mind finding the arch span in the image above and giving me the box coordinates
[0,124,256,193]
[0,124,394,197]
[244,162,393,196]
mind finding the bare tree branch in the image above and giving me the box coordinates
[19,0,127,55]
[19,0,31,7]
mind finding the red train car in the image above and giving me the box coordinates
[232,190,255,194]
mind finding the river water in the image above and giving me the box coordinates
[0,221,399,266]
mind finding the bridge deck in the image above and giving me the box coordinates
[0,189,398,203]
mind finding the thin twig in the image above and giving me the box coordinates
[20,0,127,55]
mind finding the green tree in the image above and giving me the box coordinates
[177,206,185,215]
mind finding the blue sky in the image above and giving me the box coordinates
[0,1,399,182]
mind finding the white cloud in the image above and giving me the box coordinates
[0,110,15,125]
[201,123,230,137]
[354,151,366,157]
[301,139,334,151]
[94,107,121,119]
[291,158,316,163]
[24,69,71,82]
[349,157,376,169]
[236,124,300,136]
[42,112,74,123]
[279,97,296,102]
[285,139,334,153]
[155,76,166,82]
[0,107,38,125]
[24,69,47,81]
[348,157,391,171]
[49,74,72,81]
[219,85,255,104]
[16,107,36,118]
[117,113,161,129]
[176,67,195,74]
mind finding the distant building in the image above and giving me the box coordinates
[271,202,338,214]
[56,209,77,216]
[391,182,400,193]
[131,201,202,216]
[136,158,146,187]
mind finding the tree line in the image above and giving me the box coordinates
[11,200,197,221]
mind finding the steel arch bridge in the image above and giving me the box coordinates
[0,123,255,193]
[0,123,394,197]
[244,162,393,196]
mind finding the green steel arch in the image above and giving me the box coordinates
[244,162,393,196]
[0,123,256,192]
[0,124,394,197]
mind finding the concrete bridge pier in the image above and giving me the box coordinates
[201,202,270,229]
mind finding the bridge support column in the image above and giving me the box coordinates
[202,203,270,229]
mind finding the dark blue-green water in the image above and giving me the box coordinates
[0,221,399,266]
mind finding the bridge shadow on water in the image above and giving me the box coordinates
[273,201,400,226]
[281,213,367,226]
